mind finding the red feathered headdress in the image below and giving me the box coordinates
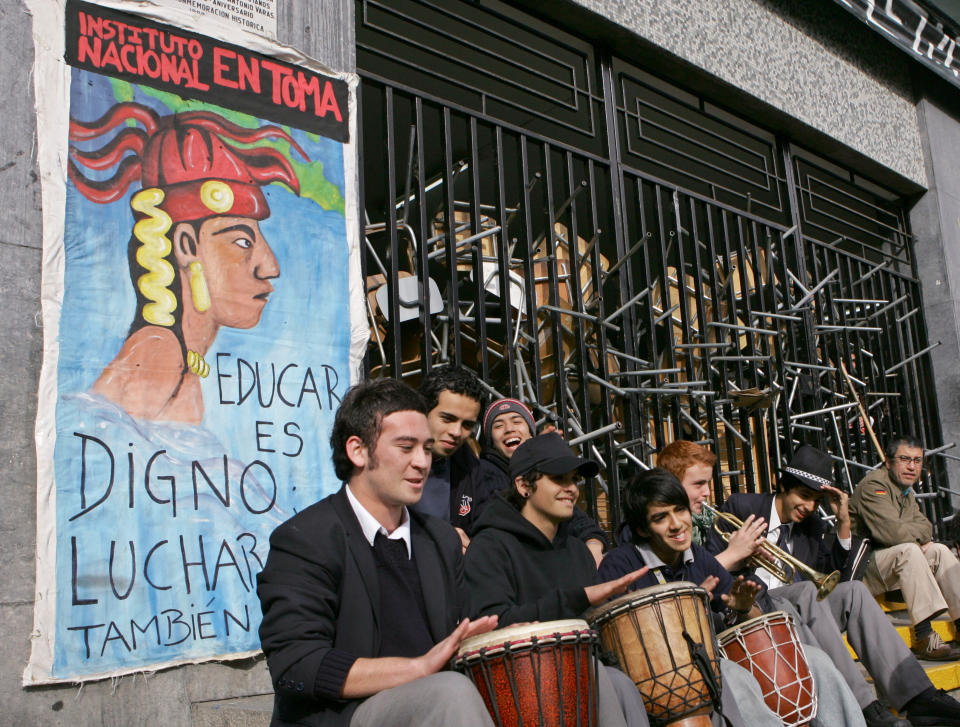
[68,102,307,221]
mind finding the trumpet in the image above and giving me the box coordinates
[702,503,841,600]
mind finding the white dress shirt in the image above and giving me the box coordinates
[755,497,850,591]
[345,485,413,559]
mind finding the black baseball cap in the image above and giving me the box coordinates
[509,432,600,480]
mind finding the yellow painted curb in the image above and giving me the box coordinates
[844,618,960,691]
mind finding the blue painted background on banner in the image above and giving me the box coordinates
[51,68,350,678]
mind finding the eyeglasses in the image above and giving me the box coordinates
[895,455,924,466]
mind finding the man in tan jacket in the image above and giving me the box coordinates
[850,434,960,660]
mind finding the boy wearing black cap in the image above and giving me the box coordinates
[480,397,609,563]
[465,432,628,624]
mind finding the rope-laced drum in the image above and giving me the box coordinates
[587,582,721,727]
[717,611,817,727]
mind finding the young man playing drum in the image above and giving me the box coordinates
[257,378,499,727]
[661,440,960,727]
[465,433,783,727]
[480,396,609,563]
[599,468,868,727]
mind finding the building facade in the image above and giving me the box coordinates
[2,0,959,723]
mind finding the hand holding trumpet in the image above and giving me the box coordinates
[722,514,768,568]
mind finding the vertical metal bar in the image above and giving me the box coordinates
[520,136,545,407]
[357,78,372,379]
[780,139,821,456]
[441,107,462,365]
[414,96,433,378]
[542,143,569,430]
[468,116,490,380]
[384,86,403,375]
[727,212,759,494]
[585,158,612,525]
[599,51,631,529]
[492,126,517,394]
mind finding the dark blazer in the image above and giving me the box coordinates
[257,486,466,727]
[711,492,852,578]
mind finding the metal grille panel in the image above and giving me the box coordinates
[356,0,948,531]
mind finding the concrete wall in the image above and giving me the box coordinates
[0,1,353,725]
[913,98,960,489]
[564,0,927,189]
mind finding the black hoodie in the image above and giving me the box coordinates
[480,447,610,548]
[464,494,598,627]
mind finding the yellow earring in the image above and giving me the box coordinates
[186,350,210,378]
[189,261,211,312]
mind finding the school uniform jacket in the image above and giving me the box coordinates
[711,492,852,579]
[256,487,466,727]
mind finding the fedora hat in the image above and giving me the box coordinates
[781,444,834,491]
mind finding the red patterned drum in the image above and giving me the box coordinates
[717,611,817,727]
[455,619,598,727]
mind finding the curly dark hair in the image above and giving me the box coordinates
[419,364,486,412]
[330,378,429,481]
[622,468,690,542]
[503,469,544,510]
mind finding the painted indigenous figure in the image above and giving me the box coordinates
[68,103,307,423]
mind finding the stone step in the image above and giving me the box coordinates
[191,694,273,727]
[843,596,960,692]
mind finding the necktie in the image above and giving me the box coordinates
[775,525,798,582]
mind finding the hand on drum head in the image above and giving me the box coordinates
[584,567,649,606]
[423,616,499,676]
[726,514,767,564]
[720,576,761,614]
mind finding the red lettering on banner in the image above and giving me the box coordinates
[77,36,101,66]
[213,47,239,89]
[100,42,124,74]
[237,55,260,94]
[260,59,290,106]
[317,81,343,122]
[69,2,348,138]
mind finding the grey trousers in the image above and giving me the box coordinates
[350,671,495,727]
[604,665,648,727]
[350,665,646,727]
[718,658,781,727]
[772,579,931,710]
[771,581,876,709]
[806,645,868,727]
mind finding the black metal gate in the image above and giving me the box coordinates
[356,0,947,531]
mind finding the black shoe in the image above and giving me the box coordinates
[906,688,960,727]
[863,700,911,727]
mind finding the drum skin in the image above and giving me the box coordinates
[587,582,719,727]
[455,620,598,727]
[717,611,817,727]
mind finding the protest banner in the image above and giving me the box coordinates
[25,0,364,683]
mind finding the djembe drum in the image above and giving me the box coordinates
[587,582,720,727]
[454,619,599,727]
[717,611,817,727]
